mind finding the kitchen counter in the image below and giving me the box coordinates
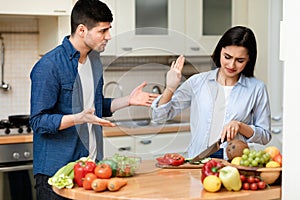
[0,133,33,144]
[0,123,190,144]
[103,122,190,137]
[53,160,281,200]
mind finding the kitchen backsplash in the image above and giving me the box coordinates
[0,17,39,119]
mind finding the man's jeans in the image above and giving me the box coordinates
[34,174,71,200]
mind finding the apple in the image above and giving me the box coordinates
[273,153,282,166]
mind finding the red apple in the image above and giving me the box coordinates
[272,153,282,166]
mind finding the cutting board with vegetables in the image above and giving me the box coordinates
[155,162,204,169]
[155,157,229,169]
[155,153,213,169]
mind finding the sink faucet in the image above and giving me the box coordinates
[152,85,162,94]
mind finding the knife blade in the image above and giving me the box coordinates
[190,138,222,163]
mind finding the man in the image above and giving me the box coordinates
[30,0,158,199]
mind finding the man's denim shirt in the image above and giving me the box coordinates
[30,36,112,176]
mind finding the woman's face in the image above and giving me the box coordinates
[219,45,249,79]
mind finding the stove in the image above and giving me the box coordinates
[0,124,32,135]
[0,117,33,171]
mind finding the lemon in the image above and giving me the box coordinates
[266,161,281,168]
[231,157,242,166]
[203,175,222,192]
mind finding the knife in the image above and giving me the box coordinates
[190,138,223,163]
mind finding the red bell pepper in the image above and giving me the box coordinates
[74,161,96,187]
[201,159,224,182]
[156,153,185,166]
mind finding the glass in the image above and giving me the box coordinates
[135,0,168,35]
[203,0,232,35]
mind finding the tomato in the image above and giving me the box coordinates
[156,157,170,165]
[250,183,258,190]
[240,175,246,183]
[242,182,250,190]
[254,177,261,183]
[163,153,185,166]
[273,153,282,166]
[257,181,266,189]
[94,163,112,179]
[156,153,185,166]
[247,176,255,183]
[82,173,97,190]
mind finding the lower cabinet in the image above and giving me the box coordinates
[104,132,191,160]
[103,136,135,158]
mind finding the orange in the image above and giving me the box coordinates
[264,146,280,159]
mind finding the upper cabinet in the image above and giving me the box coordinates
[109,0,185,56]
[0,0,73,16]
[185,0,248,56]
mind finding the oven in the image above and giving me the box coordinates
[0,115,35,200]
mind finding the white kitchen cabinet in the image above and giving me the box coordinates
[114,0,185,56]
[185,0,248,56]
[104,132,191,160]
[38,16,71,55]
[134,132,191,160]
[103,136,135,158]
[0,0,73,16]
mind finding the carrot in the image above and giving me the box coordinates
[91,178,109,192]
[107,177,128,191]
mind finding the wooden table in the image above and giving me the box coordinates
[53,160,281,200]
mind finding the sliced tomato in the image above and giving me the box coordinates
[156,153,185,166]
[156,157,171,165]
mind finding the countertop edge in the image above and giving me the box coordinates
[0,125,190,144]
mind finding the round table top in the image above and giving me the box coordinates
[53,160,281,200]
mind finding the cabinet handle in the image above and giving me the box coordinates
[118,147,131,151]
[271,128,282,134]
[122,47,133,51]
[53,10,67,13]
[271,116,282,121]
[140,140,152,145]
[190,47,200,51]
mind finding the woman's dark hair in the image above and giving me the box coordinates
[211,26,257,77]
[71,0,113,34]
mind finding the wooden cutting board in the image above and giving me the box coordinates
[155,162,204,169]
[155,158,229,169]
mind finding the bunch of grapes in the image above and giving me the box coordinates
[240,148,271,167]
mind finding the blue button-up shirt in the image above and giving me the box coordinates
[30,36,112,176]
[151,69,271,158]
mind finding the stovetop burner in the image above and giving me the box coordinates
[0,116,32,135]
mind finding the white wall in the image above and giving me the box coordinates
[281,0,300,199]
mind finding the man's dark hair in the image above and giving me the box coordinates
[71,0,113,34]
[211,26,257,77]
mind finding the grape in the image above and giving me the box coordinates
[239,148,270,167]
[242,154,248,160]
[243,148,250,155]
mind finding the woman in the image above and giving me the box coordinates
[151,26,271,160]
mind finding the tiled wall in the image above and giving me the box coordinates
[0,17,39,119]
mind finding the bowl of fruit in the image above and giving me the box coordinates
[229,146,282,185]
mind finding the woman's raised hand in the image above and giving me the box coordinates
[166,55,185,92]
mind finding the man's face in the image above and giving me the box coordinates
[84,22,112,53]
